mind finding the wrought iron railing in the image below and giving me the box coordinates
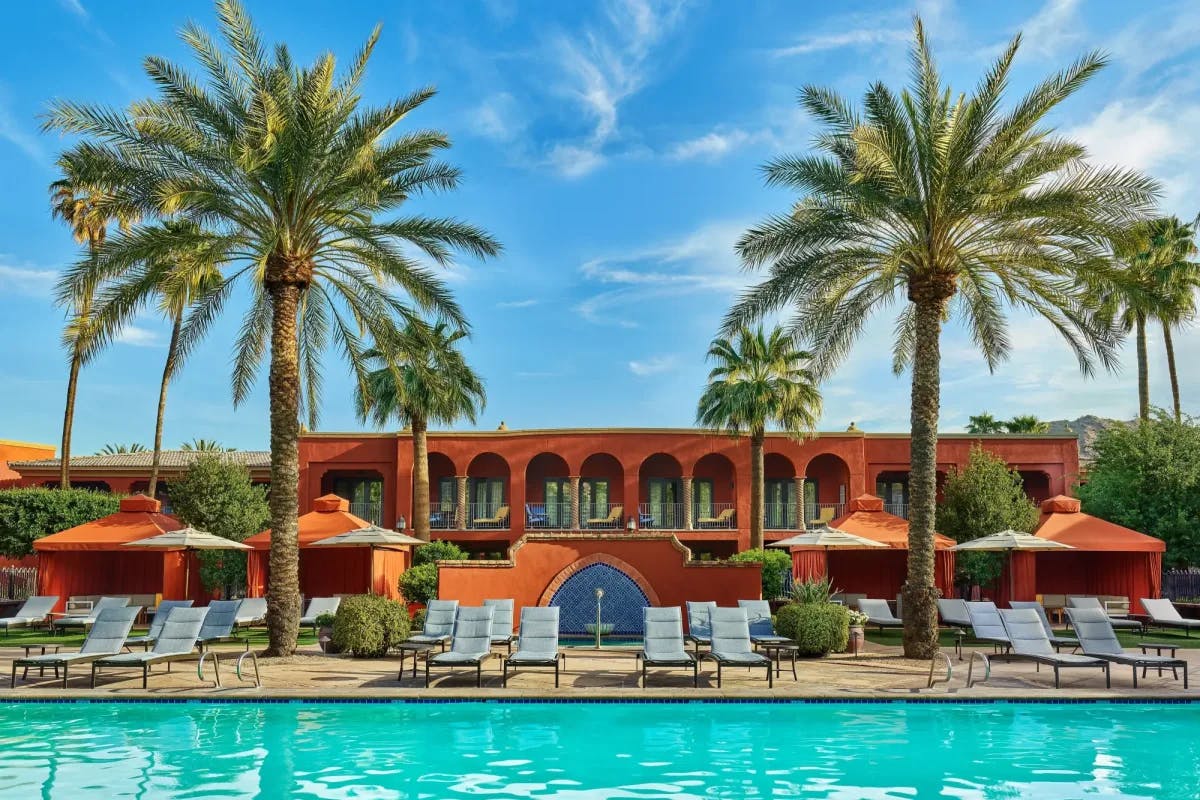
[348,501,382,526]
[581,503,624,529]
[694,502,736,529]
[1163,569,1200,601]
[804,502,845,527]
[637,502,685,530]
[884,502,909,519]
[526,502,573,529]
[428,506,457,529]
[467,502,510,529]
[764,502,800,530]
[0,567,36,601]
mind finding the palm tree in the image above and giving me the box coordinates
[97,443,147,455]
[696,326,822,551]
[966,413,1004,434]
[356,320,486,541]
[1004,415,1049,433]
[1144,217,1200,422]
[181,438,233,452]
[725,21,1156,657]
[45,0,501,655]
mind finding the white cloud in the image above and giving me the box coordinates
[545,143,606,179]
[471,92,523,142]
[0,88,44,161]
[58,0,87,18]
[0,263,56,296]
[629,355,677,376]
[668,129,754,162]
[771,27,909,58]
[1019,0,1084,59]
[114,325,162,348]
[497,298,539,309]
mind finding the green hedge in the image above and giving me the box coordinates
[728,548,792,599]
[414,540,468,566]
[330,595,411,658]
[775,602,849,656]
[398,562,438,605]
[0,488,122,557]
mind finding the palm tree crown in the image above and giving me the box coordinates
[726,20,1156,656]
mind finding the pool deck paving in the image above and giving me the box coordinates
[1,638,1195,701]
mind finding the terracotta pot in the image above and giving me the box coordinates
[848,625,865,654]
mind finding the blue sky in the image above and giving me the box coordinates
[2,0,1198,453]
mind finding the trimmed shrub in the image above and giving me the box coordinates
[775,602,849,656]
[330,594,411,658]
[411,608,427,632]
[398,562,438,605]
[0,488,121,557]
[789,575,837,605]
[728,548,792,599]
[414,540,468,566]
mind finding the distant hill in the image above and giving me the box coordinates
[1043,415,1130,462]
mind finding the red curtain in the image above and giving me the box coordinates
[995,551,1038,607]
[249,548,407,600]
[1035,551,1161,613]
[38,551,181,611]
[246,551,267,597]
[935,551,956,598]
[792,550,827,581]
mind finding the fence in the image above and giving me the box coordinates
[0,567,36,601]
[1163,569,1200,601]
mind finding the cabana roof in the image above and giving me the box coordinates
[244,494,372,550]
[829,494,955,549]
[1036,495,1165,553]
[33,495,181,552]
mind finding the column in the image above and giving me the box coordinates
[682,476,694,530]
[454,475,468,530]
[569,476,581,530]
[793,476,806,530]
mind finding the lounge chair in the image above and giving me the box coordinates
[998,608,1110,688]
[738,600,791,645]
[525,504,549,528]
[503,606,566,687]
[196,600,249,651]
[703,607,772,688]
[638,606,696,688]
[472,505,510,528]
[425,606,495,687]
[0,595,58,636]
[484,598,515,652]
[1066,596,1142,632]
[937,598,972,658]
[234,597,268,628]
[586,505,623,528]
[965,601,1014,653]
[697,508,735,528]
[52,596,129,634]
[299,597,341,634]
[685,601,716,653]
[125,600,195,650]
[406,599,458,650]
[1009,601,1079,651]
[1140,598,1200,637]
[1067,607,1189,689]
[92,607,217,688]
[858,599,903,632]
[810,507,835,527]
[11,606,140,688]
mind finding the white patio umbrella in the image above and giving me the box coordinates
[769,526,887,583]
[952,529,1073,600]
[125,527,252,598]
[311,525,426,593]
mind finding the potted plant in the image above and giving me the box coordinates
[846,609,868,655]
[315,612,338,653]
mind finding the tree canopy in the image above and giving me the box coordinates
[0,488,121,558]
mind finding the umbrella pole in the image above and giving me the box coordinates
[185,548,191,602]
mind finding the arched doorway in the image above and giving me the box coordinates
[427,452,457,529]
[580,453,624,528]
[466,452,510,529]
[639,452,683,529]
[692,452,736,528]
[548,561,651,636]
[525,452,571,528]
[764,453,798,530]
[804,453,851,526]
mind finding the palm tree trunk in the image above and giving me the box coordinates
[749,431,765,551]
[412,415,431,541]
[264,279,303,657]
[1136,314,1150,422]
[147,312,183,499]
[1163,322,1181,423]
[59,346,82,489]
[902,295,944,660]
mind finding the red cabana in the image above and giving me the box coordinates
[791,495,956,597]
[34,495,201,611]
[1026,495,1165,613]
[244,494,410,600]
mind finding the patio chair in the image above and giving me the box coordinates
[586,505,623,528]
[738,600,791,645]
[810,507,835,527]
[965,601,1014,653]
[125,600,195,650]
[858,599,903,632]
[638,509,654,528]
[525,504,549,528]
[937,598,972,658]
[406,599,458,650]
[1067,607,1188,689]
[1066,596,1142,632]
[52,596,129,634]
[484,598,515,652]
[503,606,566,687]
[696,508,735,528]
[702,607,772,688]
[92,607,217,688]
[472,505,510,528]
[638,606,697,688]
[426,606,495,687]
[234,597,268,628]
[299,597,341,634]
[1140,598,1200,637]
[685,601,717,653]
[11,606,140,688]
[196,600,249,652]
[0,595,58,636]
[998,607,1110,688]
[1009,601,1079,651]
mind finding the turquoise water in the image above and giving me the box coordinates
[0,701,1196,798]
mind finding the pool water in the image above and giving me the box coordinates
[0,701,1196,798]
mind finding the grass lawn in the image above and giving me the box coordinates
[866,626,1200,650]
[0,626,317,649]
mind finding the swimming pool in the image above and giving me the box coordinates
[0,700,1196,798]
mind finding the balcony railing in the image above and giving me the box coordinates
[582,503,624,529]
[467,502,510,530]
[764,502,800,530]
[884,502,909,519]
[638,502,685,530]
[694,503,736,529]
[804,503,845,527]
[429,506,457,529]
[526,502,573,529]
[348,501,382,526]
